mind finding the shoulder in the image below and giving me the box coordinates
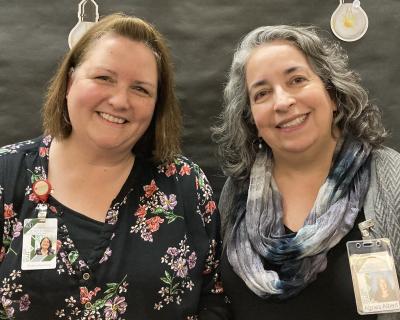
[219,176,247,209]
[135,156,218,234]
[368,146,400,265]
[0,137,43,178]
[0,136,44,162]
[142,155,214,201]
[369,146,400,199]
[371,146,400,166]
[0,136,47,200]
[156,155,206,181]
[370,146,400,191]
[157,156,218,221]
[0,136,45,183]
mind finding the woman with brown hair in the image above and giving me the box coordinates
[0,13,228,319]
[35,237,55,256]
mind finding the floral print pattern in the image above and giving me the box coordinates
[203,239,220,275]
[0,140,35,156]
[55,276,128,319]
[0,270,31,319]
[154,236,197,310]
[0,137,227,319]
[1,203,19,261]
[55,224,89,277]
[191,162,217,224]
[131,179,183,242]
[105,194,131,225]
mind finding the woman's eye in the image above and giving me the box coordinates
[96,75,112,82]
[253,90,269,102]
[132,86,150,96]
[291,76,307,85]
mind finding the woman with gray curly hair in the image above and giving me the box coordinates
[213,25,400,319]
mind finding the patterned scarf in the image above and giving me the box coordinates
[226,138,371,299]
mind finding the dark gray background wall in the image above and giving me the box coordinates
[1,1,399,197]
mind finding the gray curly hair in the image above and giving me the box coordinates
[212,25,387,181]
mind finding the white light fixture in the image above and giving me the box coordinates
[68,0,99,49]
[331,0,368,42]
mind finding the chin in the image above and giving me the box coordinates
[97,142,130,151]
[89,135,130,149]
[279,141,317,154]
[94,131,142,147]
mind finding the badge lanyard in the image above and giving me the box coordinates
[347,219,400,314]
[21,179,57,270]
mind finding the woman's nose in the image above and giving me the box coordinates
[108,86,130,110]
[273,87,295,111]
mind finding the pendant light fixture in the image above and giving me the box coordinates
[68,0,99,49]
[331,0,368,42]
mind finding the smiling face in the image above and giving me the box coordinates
[41,238,50,250]
[246,40,338,159]
[66,33,158,154]
[379,278,388,291]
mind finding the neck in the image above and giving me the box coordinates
[47,136,135,222]
[50,136,134,170]
[273,136,338,179]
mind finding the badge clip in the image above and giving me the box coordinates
[358,219,375,240]
[32,179,52,203]
[35,203,48,223]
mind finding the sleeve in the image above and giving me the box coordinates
[369,148,400,272]
[0,148,26,265]
[189,163,231,320]
[0,155,7,263]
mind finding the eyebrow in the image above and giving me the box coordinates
[94,67,157,89]
[248,65,306,92]
[94,67,117,75]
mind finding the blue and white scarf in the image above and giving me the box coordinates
[227,138,371,299]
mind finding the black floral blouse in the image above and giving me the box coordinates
[0,136,228,319]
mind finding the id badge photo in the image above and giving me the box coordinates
[21,204,57,270]
[347,238,400,315]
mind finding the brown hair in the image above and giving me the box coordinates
[42,13,181,162]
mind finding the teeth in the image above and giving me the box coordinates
[99,112,126,124]
[280,115,307,128]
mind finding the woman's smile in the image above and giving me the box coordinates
[97,111,128,124]
[276,113,309,130]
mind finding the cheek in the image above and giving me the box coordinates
[319,98,337,123]
[137,101,156,121]
[308,88,337,112]
[68,84,103,113]
[251,105,270,130]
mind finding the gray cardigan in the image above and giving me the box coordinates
[219,146,400,319]
[365,147,400,320]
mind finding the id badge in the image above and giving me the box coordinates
[21,218,57,270]
[347,238,400,314]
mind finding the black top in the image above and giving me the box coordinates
[221,212,377,320]
[0,136,229,319]
[49,196,104,262]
